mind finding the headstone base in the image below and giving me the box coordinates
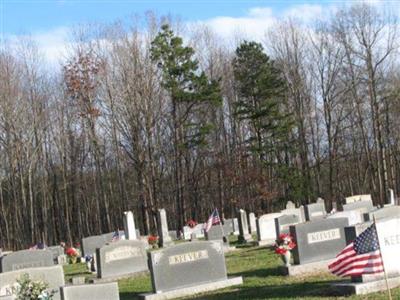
[332,275,400,295]
[139,277,243,300]
[278,259,332,276]
[223,246,237,253]
[90,270,149,284]
[60,282,119,300]
[255,239,275,247]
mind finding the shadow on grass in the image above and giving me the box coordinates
[119,289,150,300]
[229,267,282,278]
[189,280,339,300]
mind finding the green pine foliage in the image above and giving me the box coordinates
[150,24,222,148]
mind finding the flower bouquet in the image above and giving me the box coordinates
[148,235,159,249]
[65,247,79,264]
[274,233,296,266]
[14,273,55,300]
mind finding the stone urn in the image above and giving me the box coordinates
[281,250,291,267]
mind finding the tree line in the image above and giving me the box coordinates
[1,4,399,249]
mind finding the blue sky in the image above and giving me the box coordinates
[3,0,340,35]
[1,0,388,64]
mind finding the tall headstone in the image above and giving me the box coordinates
[290,218,349,265]
[388,189,395,206]
[0,265,64,300]
[140,241,242,299]
[0,250,54,273]
[248,213,257,234]
[96,240,148,279]
[256,213,283,246]
[238,209,252,242]
[157,209,173,247]
[123,211,137,240]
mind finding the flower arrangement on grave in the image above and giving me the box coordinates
[148,235,159,249]
[13,273,55,300]
[66,247,79,264]
[274,233,296,266]
[186,219,197,228]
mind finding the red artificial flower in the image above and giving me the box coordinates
[148,235,158,245]
[66,247,78,257]
[275,247,287,255]
[187,220,197,228]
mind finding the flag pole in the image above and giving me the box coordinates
[216,208,228,244]
[373,215,392,300]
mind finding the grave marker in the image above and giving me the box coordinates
[96,240,148,280]
[0,265,64,300]
[61,282,119,300]
[0,249,54,273]
[139,241,242,299]
[157,209,173,247]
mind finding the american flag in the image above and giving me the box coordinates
[328,224,384,277]
[204,209,221,233]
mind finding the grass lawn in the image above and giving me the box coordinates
[64,238,400,299]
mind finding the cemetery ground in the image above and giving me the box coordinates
[63,236,400,300]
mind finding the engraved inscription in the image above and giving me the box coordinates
[105,246,142,263]
[168,250,209,265]
[307,228,340,244]
[311,211,324,217]
[384,234,400,246]
[12,261,43,270]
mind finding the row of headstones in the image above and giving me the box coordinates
[0,239,241,299]
[254,194,400,278]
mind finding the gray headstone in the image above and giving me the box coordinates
[286,201,296,209]
[316,197,325,204]
[344,221,373,245]
[232,218,239,235]
[168,230,178,241]
[157,209,173,247]
[304,203,326,221]
[342,199,374,212]
[290,218,349,265]
[82,235,108,258]
[248,213,257,234]
[205,226,228,247]
[256,213,283,243]
[238,209,251,242]
[0,265,64,300]
[363,206,400,222]
[327,210,364,226]
[0,249,54,273]
[47,246,64,263]
[96,240,148,279]
[82,231,125,257]
[222,221,233,236]
[275,214,300,237]
[148,241,227,293]
[61,282,119,300]
[280,208,305,223]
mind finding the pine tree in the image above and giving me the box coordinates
[150,24,221,228]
